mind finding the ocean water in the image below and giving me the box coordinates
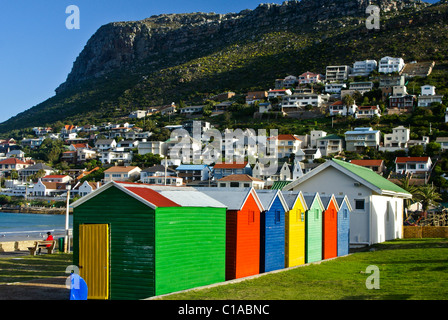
[0,212,73,242]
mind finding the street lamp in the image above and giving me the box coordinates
[65,183,71,253]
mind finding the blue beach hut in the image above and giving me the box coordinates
[335,195,352,256]
[256,189,288,273]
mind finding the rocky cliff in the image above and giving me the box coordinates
[56,0,427,93]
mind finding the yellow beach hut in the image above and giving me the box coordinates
[281,190,307,268]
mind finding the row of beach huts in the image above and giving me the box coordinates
[71,181,353,300]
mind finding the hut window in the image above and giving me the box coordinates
[315,210,319,220]
[275,210,281,224]
[248,211,255,224]
[343,209,348,219]
[301,211,304,222]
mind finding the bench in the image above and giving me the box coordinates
[27,240,56,256]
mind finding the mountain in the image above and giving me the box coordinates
[1,0,447,134]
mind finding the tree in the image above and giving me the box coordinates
[398,176,419,215]
[415,184,442,217]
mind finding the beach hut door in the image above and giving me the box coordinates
[79,224,110,300]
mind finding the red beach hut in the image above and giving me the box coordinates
[320,194,340,260]
[200,188,264,280]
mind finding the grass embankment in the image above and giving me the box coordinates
[158,239,448,300]
[0,253,72,284]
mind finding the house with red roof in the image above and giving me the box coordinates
[213,161,252,180]
[269,134,302,159]
[355,105,381,119]
[350,160,386,175]
[41,175,72,184]
[329,100,357,116]
[395,157,432,174]
[0,158,31,175]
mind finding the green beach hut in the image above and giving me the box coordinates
[71,181,227,300]
[303,192,325,263]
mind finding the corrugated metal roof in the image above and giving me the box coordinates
[198,187,253,211]
[176,164,209,170]
[158,190,227,208]
[271,181,292,190]
[255,190,278,210]
[333,159,411,195]
[281,191,300,210]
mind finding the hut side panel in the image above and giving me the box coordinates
[306,207,322,263]
[260,197,285,273]
[225,210,238,280]
[235,194,261,279]
[285,205,305,268]
[337,204,351,256]
[154,206,226,296]
[73,187,156,300]
[323,203,338,260]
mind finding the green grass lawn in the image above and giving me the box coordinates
[0,253,73,284]
[157,239,448,300]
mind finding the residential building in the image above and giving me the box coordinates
[76,181,102,197]
[326,65,351,82]
[246,91,268,104]
[275,75,298,88]
[140,164,176,181]
[355,105,381,119]
[378,56,405,74]
[379,75,405,101]
[179,105,204,115]
[19,163,54,181]
[395,157,432,174]
[103,166,142,182]
[217,174,265,189]
[95,139,117,152]
[418,85,444,107]
[350,160,386,175]
[407,136,430,149]
[348,81,374,94]
[298,72,323,85]
[380,126,410,152]
[389,94,415,110]
[268,89,292,99]
[281,93,329,110]
[310,130,327,148]
[328,100,357,116]
[317,134,345,156]
[325,83,347,94]
[99,148,133,164]
[252,161,293,186]
[351,60,377,76]
[0,158,31,176]
[32,180,67,197]
[159,103,177,115]
[269,134,302,159]
[129,110,148,119]
[141,175,183,186]
[212,161,252,180]
[436,137,448,151]
[116,140,139,151]
[138,140,166,157]
[303,148,322,163]
[175,164,211,182]
[41,175,72,183]
[258,102,272,113]
[283,159,412,246]
[164,135,202,164]
[182,120,211,136]
[344,127,381,152]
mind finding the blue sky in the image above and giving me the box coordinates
[0,0,439,124]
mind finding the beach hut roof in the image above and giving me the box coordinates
[334,195,353,211]
[255,189,289,212]
[197,187,264,212]
[281,190,308,211]
[302,192,324,211]
[319,194,339,211]
[71,181,226,210]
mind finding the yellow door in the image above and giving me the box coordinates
[79,224,109,299]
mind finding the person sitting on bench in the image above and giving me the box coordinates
[38,232,54,254]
